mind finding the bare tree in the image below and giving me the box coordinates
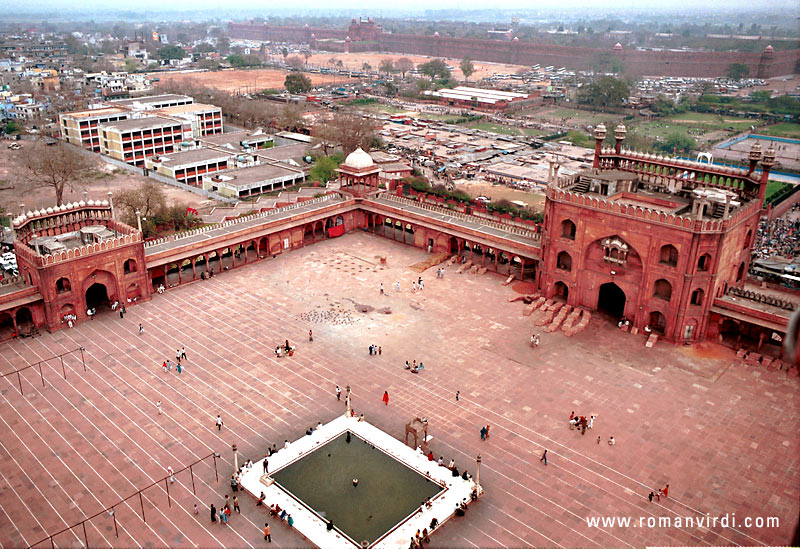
[277,103,305,132]
[286,55,304,70]
[301,50,312,65]
[324,112,378,155]
[379,58,395,75]
[24,140,93,206]
[115,180,167,228]
[395,57,414,79]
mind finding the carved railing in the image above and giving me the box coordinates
[726,286,796,312]
[144,193,341,249]
[381,194,540,241]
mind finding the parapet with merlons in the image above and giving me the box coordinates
[546,187,761,234]
[11,200,142,267]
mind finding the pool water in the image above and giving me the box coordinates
[272,431,443,545]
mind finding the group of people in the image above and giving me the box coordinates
[275,339,294,358]
[404,360,425,373]
[410,526,432,548]
[435,268,446,279]
[161,347,188,375]
[368,344,382,355]
[754,203,800,260]
[568,411,595,435]
[209,496,237,525]
[647,484,670,502]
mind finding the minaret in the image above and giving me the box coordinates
[613,124,626,168]
[747,140,761,177]
[592,124,607,169]
[757,143,776,205]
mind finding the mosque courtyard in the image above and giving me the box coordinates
[0,231,797,548]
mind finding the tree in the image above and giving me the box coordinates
[116,180,168,234]
[418,59,450,80]
[124,58,137,73]
[193,42,214,53]
[281,47,288,59]
[362,62,372,73]
[286,55,304,70]
[227,54,262,68]
[277,104,305,132]
[284,73,312,94]
[309,153,344,183]
[323,112,377,155]
[379,58,395,75]
[459,57,475,82]
[216,36,230,54]
[157,45,185,61]
[24,141,93,206]
[301,50,312,65]
[726,63,750,81]
[657,133,696,154]
[395,57,414,79]
[577,76,630,108]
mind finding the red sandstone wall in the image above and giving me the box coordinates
[229,21,799,77]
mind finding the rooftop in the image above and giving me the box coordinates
[155,148,234,168]
[61,106,128,119]
[153,103,221,116]
[201,130,272,150]
[101,116,187,132]
[109,94,193,108]
[212,162,303,189]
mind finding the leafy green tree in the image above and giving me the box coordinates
[418,59,451,80]
[766,95,800,116]
[725,63,750,81]
[310,153,344,183]
[193,42,214,53]
[157,45,186,61]
[749,90,770,102]
[124,58,137,73]
[577,76,630,108]
[227,54,262,68]
[284,72,312,94]
[459,57,475,82]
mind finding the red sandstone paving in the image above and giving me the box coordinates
[0,231,798,548]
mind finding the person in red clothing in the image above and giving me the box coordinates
[663,484,669,498]
[382,391,389,405]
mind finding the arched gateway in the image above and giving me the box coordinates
[597,282,626,320]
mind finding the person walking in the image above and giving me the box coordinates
[480,425,487,441]
[336,385,341,400]
[162,361,168,374]
[264,523,271,542]
[456,391,460,401]
[233,496,240,513]
[210,504,217,523]
[193,504,199,516]
[662,484,669,498]
[309,329,313,342]
[167,466,176,483]
[419,278,424,291]
[176,361,182,374]
[263,457,269,475]
[156,400,162,415]
[119,308,124,319]
[176,349,181,363]
[648,491,654,503]
[216,415,223,431]
[540,449,548,465]
[394,281,401,292]
[382,391,389,406]
[166,359,172,372]
[485,425,490,438]
[138,323,144,335]
[181,347,187,360]
[380,283,384,295]
[378,346,382,355]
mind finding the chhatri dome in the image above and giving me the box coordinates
[343,147,374,170]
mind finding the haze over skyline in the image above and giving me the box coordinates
[10,0,800,13]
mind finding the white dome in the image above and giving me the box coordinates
[343,147,374,170]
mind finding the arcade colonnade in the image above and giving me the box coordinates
[147,208,540,292]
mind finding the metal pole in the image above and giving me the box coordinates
[213,453,219,482]
[165,478,171,508]
[476,454,482,491]
[190,465,196,494]
[60,356,66,380]
[38,363,45,387]
[80,346,86,372]
[50,536,55,549]
[82,521,88,548]
[16,371,23,396]
[139,491,146,522]
[232,444,238,472]
[112,507,118,537]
